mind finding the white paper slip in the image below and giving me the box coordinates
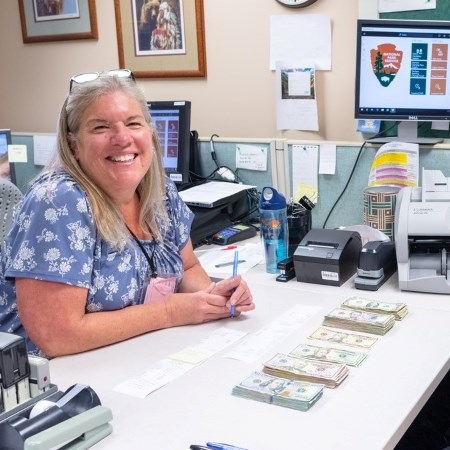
[197,243,264,276]
[113,358,194,398]
[224,305,322,363]
[169,327,248,365]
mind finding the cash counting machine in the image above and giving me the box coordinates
[0,332,112,449]
[395,169,450,294]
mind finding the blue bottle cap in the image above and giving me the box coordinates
[259,187,286,210]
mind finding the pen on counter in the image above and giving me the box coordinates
[196,245,238,253]
[214,259,245,268]
[206,442,249,450]
[190,444,249,450]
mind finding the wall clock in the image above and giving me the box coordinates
[275,0,320,7]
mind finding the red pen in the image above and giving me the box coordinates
[195,245,237,253]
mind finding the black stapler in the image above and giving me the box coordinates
[354,240,397,291]
[276,257,296,282]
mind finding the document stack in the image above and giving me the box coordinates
[341,296,408,320]
[232,371,323,412]
[323,307,395,335]
[289,343,368,367]
[262,353,349,388]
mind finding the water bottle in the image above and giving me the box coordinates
[259,187,288,274]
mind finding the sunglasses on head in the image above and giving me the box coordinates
[69,69,135,93]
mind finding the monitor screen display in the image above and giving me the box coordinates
[0,129,14,184]
[355,19,450,141]
[147,100,191,187]
[0,129,11,156]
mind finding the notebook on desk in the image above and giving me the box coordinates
[179,181,256,208]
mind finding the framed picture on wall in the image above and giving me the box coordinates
[18,0,98,43]
[114,0,206,78]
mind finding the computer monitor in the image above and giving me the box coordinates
[0,129,15,184]
[0,129,11,157]
[355,19,450,143]
[147,100,192,187]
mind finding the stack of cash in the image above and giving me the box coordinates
[272,379,324,411]
[232,371,324,411]
[289,343,368,367]
[308,326,379,349]
[323,307,395,335]
[341,296,408,320]
[262,353,349,388]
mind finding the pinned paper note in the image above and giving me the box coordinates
[319,143,336,175]
[270,15,331,71]
[8,145,27,163]
[378,0,436,13]
[292,145,319,202]
[236,144,267,171]
[276,64,319,131]
[33,135,56,166]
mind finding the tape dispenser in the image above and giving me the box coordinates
[0,332,112,450]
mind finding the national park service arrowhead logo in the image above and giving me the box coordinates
[370,43,403,87]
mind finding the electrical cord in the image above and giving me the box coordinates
[208,134,242,183]
[209,134,220,168]
[322,141,366,229]
[322,121,399,229]
[188,165,245,188]
[229,188,260,226]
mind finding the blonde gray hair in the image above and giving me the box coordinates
[48,73,168,248]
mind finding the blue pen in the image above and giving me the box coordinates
[230,250,239,317]
[206,442,249,450]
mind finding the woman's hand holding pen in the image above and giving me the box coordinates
[164,277,254,326]
[167,247,254,325]
[210,276,255,314]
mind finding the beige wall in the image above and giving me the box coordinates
[0,0,362,141]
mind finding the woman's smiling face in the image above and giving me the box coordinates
[71,90,153,200]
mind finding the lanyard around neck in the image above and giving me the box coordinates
[126,225,157,278]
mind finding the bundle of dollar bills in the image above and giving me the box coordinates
[323,307,395,335]
[341,296,408,320]
[232,371,324,411]
[308,326,379,348]
[290,343,368,367]
[262,353,349,388]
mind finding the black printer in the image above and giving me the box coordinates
[293,229,362,286]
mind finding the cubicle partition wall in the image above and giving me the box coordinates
[196,139,450,230]
[10,133,450,232]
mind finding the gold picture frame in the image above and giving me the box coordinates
[18,0,98,43]
[114,0,206,78]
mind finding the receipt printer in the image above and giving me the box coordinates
[293,229,362,286]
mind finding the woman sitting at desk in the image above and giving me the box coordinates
[0,69,255,357]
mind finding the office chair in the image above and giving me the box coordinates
[0,177,23,244]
